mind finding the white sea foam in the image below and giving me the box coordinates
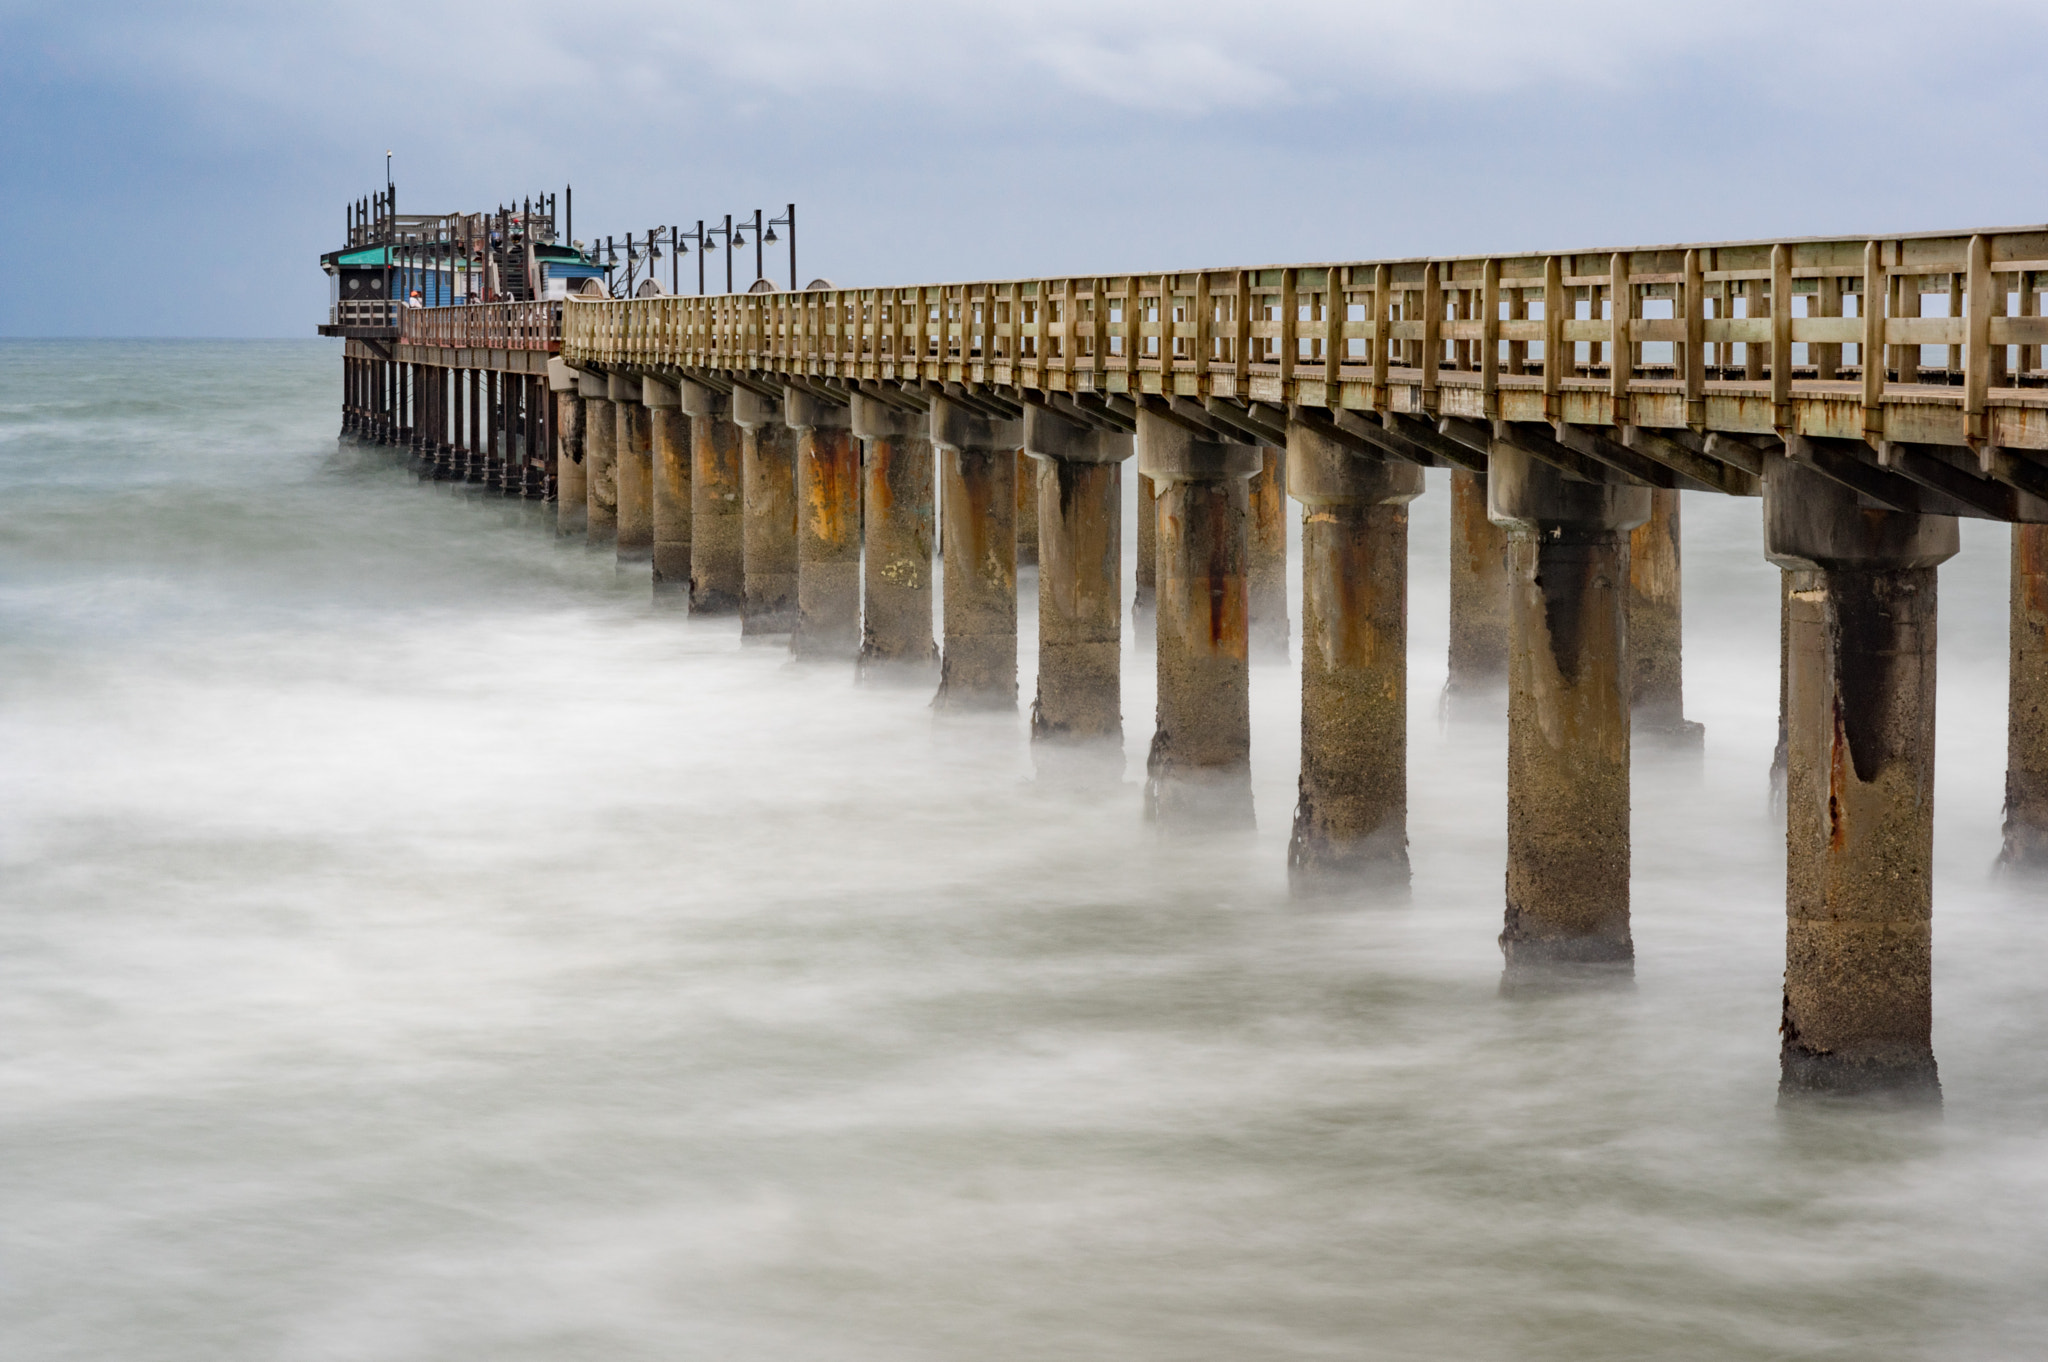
[1,339,2043,1360]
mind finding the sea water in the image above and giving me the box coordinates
[2,338,2045,1361]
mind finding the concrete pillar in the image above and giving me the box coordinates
[612,374,653,565]
[1628,488,1702,743]
[1023,404,1132,777]
[1286,419,1425,892]
[1446,466,1510,702]
[930,391,1021,710]
[1766,456,1956,1098]
[850,391,937,676]
[1016,450,1041,567]
[1248,447,1291,659]
[581,372,617,547]
[2004,523,2048,870]
[1770,567,1798,812]
[1489,447,1650,970]
[784,387,862,661]
[731,385,799,636]
[1136,406,1262,828]
[554,389,587,538]
[1134,471,1158,637]
[679,379,743,615]
[644,378,690,595]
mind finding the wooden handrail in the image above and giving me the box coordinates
[551,223,2048,449]
[400,299,563,351]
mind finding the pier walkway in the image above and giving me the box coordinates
[329,215,2048,1101]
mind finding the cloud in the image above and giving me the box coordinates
[34,0,2030,137]
[6,0,2048,334]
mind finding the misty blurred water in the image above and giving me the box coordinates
[2,339,2045,1361]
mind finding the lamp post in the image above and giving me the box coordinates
[732,208,765,287]
[765,204,796,290]
[674,221,709,295]
[705,215,734,294]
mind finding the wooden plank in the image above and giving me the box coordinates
[1771,243,1793,423]
[1233,270,1252,389]
[1422,262,1442,413]
[1967,233,1992,439]
[1610,251,1631,412]
[1543,256,1564,418]
[1862,241,1887,434]
[1683,248,1705,423]
[1277,269,1297,386]
[1482,257,1501,419]
[1312,271,1335,395]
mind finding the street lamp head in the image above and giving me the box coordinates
[732,231,747,248]
[763,227,778,244]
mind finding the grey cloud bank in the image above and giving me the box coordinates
[4,0,2046,336]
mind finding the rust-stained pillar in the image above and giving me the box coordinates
[2005,523,2048,870]
[644,378,690,594]
[553,380,587,538]
[1136,405,1261,829]
[1024,403,1132,777]
[613,375,653,565]
[931,390,1021,710]
[580,372,617,548]
[1134,471,1158,642]
[1489,447,1650,972]
[1286,419,1424,893]
[785,387,862,661]
[1248,447,1290,659]
[732,384,799,636]
[1016,450,1041,568]
[1628,488,1702,743]
[1767,456,1956,1099]
[1446,466,1509,704]
[680,379,743,615]
[850,390,937,676]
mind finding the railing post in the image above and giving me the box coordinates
[1684,249,1705,428]
[1610,251,1632,419]
[1966,233,1993,444]
[1862,241,1888,440]
[1421,261,1442,414]
[1771,243,1793,428]
[1481,257,1502,421]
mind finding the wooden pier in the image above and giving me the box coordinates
[327,206,2048,1101]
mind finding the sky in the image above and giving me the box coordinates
[5,0,2048,338]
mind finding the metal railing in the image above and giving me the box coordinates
[557,224,2048,452]
[399,299,563,351]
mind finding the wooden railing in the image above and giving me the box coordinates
[558,224,2048,449]
[332,299,399,328]
[400,299,563,351]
